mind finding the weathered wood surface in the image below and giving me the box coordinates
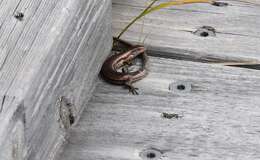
[112,0,260,63]
[0,0,112,160]
[58,57,260,160]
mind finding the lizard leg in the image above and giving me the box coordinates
[121,60,134,73]
[122,65,129,73]
[125,81,139,95]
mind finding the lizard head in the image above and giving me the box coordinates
[129,46,146,57]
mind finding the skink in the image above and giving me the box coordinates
[101,38,148,95]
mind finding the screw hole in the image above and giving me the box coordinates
[177,84,186,90]
[147,152,156,159]
[140,148,163,160]
[14,12,24,21]
[212,1,228,7]
[200,32,209,37]
[169,81,192,93]
[193,26,216,37]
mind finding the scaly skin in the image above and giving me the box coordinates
[101,44,148,95]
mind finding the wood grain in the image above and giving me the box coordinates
[0,0,112,160]
[112,0,260,63]
[58,57,260,160]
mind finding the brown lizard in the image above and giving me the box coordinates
[101,38,148,95]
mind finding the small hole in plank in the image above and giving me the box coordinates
[162,112,182,119]
[200,32,209,37]
[14,12,24,21]
[169,81,192,93]
[212,1,229,7]
[177,84,186,90]
[193,26,216,37]
[146,152,156,159]
[140,148,163,160]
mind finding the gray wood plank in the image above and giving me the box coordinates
[58,57,260,160]
[0,96,24,160]
[112,0,260,63]
[0,0,112,160]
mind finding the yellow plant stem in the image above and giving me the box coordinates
[145,0,213,15]
[117,0,158,39]
[117,0,214,39]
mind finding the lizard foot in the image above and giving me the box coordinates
[125,83,139,95]
[129,87,139,95]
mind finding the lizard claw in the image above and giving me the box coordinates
[125,81,140,95]
[126,84,139,95]
[129,87,139,95]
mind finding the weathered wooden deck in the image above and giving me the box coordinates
[56,0,260,160]
[1,0,260,160]
[58,57,260,160]
[0,0,111,159]
[113,0,260,63]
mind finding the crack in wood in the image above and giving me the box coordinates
[0,95,6,113]
[146,47,260,71]
[216,31,260,39]
[178,28,260,39]
[12,0,23,15]
[146,46,249,64]
[227,64,260,70]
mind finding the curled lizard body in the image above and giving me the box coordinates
[101,40,148,95]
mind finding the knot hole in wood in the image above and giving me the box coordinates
[58,96,76,129]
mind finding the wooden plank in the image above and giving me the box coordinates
[0,96,25,160]
[112,0,260,63]
[58,57,260,160]
[0,0,112,160]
